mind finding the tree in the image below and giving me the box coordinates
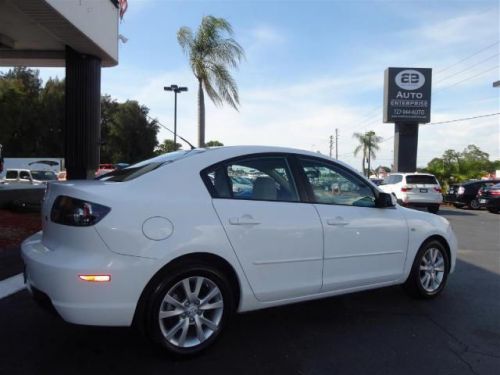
[205,140,224,147]
[0,68,159,163]
[100,100,159,163]
[0,68,43,156]
[423,145,499,190]
[177,16,244,147]
[155,139,182,155]
[353,131,383,176]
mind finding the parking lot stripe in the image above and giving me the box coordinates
[0,274,26,300]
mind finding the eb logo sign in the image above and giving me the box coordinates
[395,70,425,90]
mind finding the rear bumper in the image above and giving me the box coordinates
[399,192,443,206]
[479,197,500,208]
[21,232,157,326]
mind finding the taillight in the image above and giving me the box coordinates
[434,187,442,193]
[51,195,111,226]
[491,190,500,196]
[457,186,465,195]
[401,186,412,192]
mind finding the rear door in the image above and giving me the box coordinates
[204,155,324,302]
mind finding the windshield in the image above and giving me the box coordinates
[31,170,58,181]
[98,149,207,182]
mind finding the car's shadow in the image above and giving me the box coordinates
[1,260,499,374]
[438,208,477,216]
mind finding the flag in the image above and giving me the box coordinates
[119,0,128,20]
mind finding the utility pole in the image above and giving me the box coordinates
[335,128,339,159]
[329,135,333,158]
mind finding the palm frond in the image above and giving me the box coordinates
[177,27,194,55]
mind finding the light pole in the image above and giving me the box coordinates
[164,84,188,147]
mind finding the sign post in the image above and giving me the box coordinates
[383,67,432,172]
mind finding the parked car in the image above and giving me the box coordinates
[445,179,500,209]
[95,163,116,177]
[379,173,443,213]
[369,178,384,186]
[22,146,457,355]
[478,183,500,213]
[1,168,57,185]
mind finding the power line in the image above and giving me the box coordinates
[422,112,500,126]
[434,53,499,84]
[435,40,500,74]
[434,65,499,93]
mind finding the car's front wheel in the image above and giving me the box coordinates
[404,240,450,299]
[146,263,234,356]
[427,204,440,214]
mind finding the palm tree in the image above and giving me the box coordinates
[353,131,383,176]
[177,16,244,147]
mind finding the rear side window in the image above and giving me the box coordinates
[383,175,402,184]
[405,175,438,184]
[203,156,299,202]
[5,170,17,179]
[99,149,206,182]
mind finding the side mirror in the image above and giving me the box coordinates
[376,192,396,208]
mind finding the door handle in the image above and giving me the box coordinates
[229,215,261,225]
[326,217,349,226]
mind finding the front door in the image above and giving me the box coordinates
[297,157,408,291]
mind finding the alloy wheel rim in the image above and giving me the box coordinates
[158,276,224,348]
[470,200,480,209]
[419,248,445,293]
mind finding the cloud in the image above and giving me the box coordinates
[250,25,286,45]
[414,11,498,46]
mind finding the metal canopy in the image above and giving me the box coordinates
[0,0,118,67]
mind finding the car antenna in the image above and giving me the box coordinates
[146,115,196,150]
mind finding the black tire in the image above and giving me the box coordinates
[404,239,450,299]
[145,262,234,356]
[469,199,480,210]
[427,204,440,214]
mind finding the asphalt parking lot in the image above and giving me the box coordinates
[0,207,499,375]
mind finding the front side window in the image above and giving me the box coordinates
[204,156,299,202]
[299,158,376,207]
[19,171,31,180]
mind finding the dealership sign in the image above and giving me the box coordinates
[383,67,432,124]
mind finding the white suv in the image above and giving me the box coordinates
[379,173,443,213]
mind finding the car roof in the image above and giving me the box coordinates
[462,179,499,186]
[203,145,358,170]
[388,172,436,176]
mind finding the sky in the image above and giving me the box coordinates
[31,0,500,170]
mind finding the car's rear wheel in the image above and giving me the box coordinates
[145,263,234,356]
[427,204,440,214]
[469,199,480,210]
[404,240,450,299]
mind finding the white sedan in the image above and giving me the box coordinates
[22,146,457,355]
